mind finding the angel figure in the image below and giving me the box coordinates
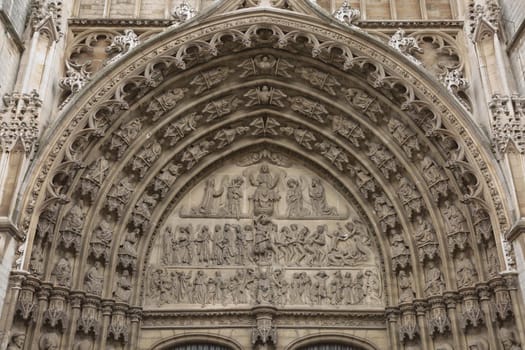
[286,177,310,218]
[244,85,287,107]
[192,177,225,216]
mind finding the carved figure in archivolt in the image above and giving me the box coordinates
[295,66,341,96]
[190,67,233,95]
[244,86,287,107]
[398,270,415,303]
[455,251,478,288]
[246,165,282,216]
[238,55,294,78]
[309,177,337,216]
[424,260,445,296]
[84,261,104,295]
[114,270,132,302]
[145,88,187,120]
[343,88,383,122]
[181,140,215,170]
[421,155,449,200]
[162,113,202,146]
[106,175,134,216]
[52,253,72,287]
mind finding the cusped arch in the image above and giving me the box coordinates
[10,4,518,350]
[285,333,379,350]
[149,333,242,350]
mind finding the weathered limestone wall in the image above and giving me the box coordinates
[501,0,525,94]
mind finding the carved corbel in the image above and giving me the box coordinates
[251,308,277,348]
[427,296,451,337]
[77,296,101,337]
[459,288,484,330]
[399,305,419,343]
[14,278,40,323]
[489,278,513,321]
[42,287,69,332]
[107,304,130,344]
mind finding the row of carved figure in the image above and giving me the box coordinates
[160,218,373,267]
[147,267,382,307]
[190,168,339,218]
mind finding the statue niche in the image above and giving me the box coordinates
[148,157,382,310]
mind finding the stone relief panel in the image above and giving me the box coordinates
[146,161,383,310]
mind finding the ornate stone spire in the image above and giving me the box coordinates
[333,1,360,27]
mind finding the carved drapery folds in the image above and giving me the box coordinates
[11,7,518,350]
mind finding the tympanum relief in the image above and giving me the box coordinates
[147,162,383,310]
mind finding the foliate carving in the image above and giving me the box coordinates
[414,216,439,262]
[251,117,280,136]
[421,156,449,201]
[333,1,360,27]
[59,204,84,254]
[59,61,91,94]
[77,301,100,336]
[389,29,423,65]
[84,262,104,295]
[244,86,287,107]
[490,94,525,154]
[332,115,365,147]
[424,261,445,296]
[441,68,469,99]
[295,67,341,95]
[399,309,419,342]
[105,118,143,159]
[190,67,233,95]
[442,200,470,253]
[238,55,293,78]
[79,157,110,203]
[145,88,188,121]
[130,140,162,178]
[342,88,383,122]
[460,297,484,330]
[0,90,42,153]
[366,141,398,179]
[428,300,451,337]
[202,96,242,122]
[51,254,73,287]
[105,176,134,218]
[172,0,196,22]
[387,118,420,158]
[15,287,38,321]
[105,29,140,66]
[43,291,68,331]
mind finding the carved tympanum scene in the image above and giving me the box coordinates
[147,162,383,309]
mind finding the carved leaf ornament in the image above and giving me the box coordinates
[12,2,516,348]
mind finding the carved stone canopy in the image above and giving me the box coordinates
[12,3,516,349]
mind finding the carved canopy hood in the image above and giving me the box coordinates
[12,0,519,349]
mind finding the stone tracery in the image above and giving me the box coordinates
[2,3,521,350]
